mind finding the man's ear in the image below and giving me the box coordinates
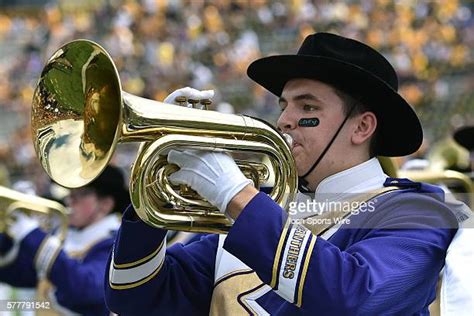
[352,111,377,145]
[99,196,116,215]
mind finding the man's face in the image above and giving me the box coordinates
[277,79,352,186]
[65,188,104,229]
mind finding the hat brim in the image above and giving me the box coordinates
[247,55,423,157]
[454,126,474,151]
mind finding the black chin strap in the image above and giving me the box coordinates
[298,106,355,193]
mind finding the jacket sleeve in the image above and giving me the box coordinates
[105,206,218,316]
[223,192,457,315]
[47,237,115,314]
[0,232,39,287]
[1,228,115,314]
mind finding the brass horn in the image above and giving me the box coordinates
[31,39,298,234]
[0,186,69,242]
[379,156,474,208]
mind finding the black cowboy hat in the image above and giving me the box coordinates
[247,32,422,157]
[85,165,130,214]
[453,126,474,151]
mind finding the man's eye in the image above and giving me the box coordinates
[303,104,317,111]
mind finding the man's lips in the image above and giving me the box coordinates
[292,141,302,150]
[282,133,302,150]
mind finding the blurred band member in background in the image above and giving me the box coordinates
[0,165,129,315]
[439,125,474,315]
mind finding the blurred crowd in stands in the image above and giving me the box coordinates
[0,0,473,195]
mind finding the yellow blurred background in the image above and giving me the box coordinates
[0,0,473,189]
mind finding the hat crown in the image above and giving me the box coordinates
[298,33,399,91]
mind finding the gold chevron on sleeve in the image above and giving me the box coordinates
[113,240,164,269]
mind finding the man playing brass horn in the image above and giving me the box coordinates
[0,165,129,315]
[105,33,460,315]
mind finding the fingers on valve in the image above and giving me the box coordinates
[199,90,214,100]
[164,87,214,109]
[167,149,207,167]
[167,149,186,167]
[163,87,192,103]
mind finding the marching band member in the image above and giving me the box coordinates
[0,165,129,315]
[439,125,474,315]
[105,33,459,315]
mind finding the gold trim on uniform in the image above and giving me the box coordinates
[109,259,165,290]
[113,240,165,269]
[296,236,317,307]
[109,240,166,289]
[271,219,291,288]
[210,270,270,315]
[238,283,271,315]
[215,268,254,286]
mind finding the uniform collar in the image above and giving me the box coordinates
[313,157,387,201]
[292,158,388,219]
[64,214,121,253]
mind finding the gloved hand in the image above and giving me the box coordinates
[167,149,252,213]
[7,212,40,243]
[163,87,214,108]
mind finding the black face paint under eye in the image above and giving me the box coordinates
[298,117,320,127]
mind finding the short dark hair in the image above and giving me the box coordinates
[332,87,378,157]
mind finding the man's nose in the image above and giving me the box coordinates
[277,108,297,132]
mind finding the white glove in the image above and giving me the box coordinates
[8,212,40,243]
[163,87,214,108]
[167,149,252,213]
